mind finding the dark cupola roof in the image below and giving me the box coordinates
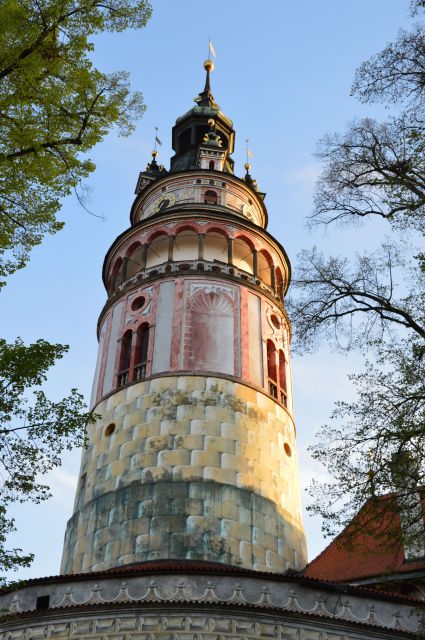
[170,60,235,173]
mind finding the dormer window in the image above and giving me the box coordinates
[204,190,218,205]
[177,128,191,153]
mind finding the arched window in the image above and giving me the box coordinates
[134,323,149,381]
[126,243,144,279]
[204,230,228,263]
[110,257,123,293]
[267,340,278,399]
[173,229,198,261]
[204,190,218,205]
[266,341,288,407]
[233,237,254,274]
[279,350,287,407]
[258,250,273,287]
[146,233,169,268]
[118,330,132,387]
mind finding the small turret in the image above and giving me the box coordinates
[244,162,258,191]
[135,149,168,195]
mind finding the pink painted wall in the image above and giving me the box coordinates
[91,275,291,417]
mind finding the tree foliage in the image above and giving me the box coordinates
[311,116,425,231]
[352,22,425,105]
[0,0,152,286]
[0,338,96,583]
[292,245,424,352]
[288,0,425,549]
[308,344,425,553]
[0,1,151,582]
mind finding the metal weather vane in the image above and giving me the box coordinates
[154,127,162,151]
[208,37,216,61]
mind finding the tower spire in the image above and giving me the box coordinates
[195,58,218,108]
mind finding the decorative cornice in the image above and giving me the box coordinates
[97,264,291,340]
[3,577,419,634]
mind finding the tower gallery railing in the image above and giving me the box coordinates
[112,259,284,306]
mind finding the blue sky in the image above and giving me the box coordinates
[2,0,413,579]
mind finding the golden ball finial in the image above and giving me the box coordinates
[152,150,158,158]
[208,118,215,127]
[244,162,251,171]
[204,59,214,72]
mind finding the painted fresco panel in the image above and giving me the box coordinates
[90,320,107,409]
[102,300,124,396]
[188,287,235,375]
[248,293,263,386]
[152,281,175,373]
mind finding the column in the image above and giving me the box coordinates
[253,249,258,278]
[198,233,205,260]
[168,235,175,262]
[227,237,233,265]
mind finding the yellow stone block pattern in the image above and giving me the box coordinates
[80,376,301,514]
[63,375,307,574]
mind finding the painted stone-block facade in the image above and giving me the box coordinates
[60,61,308,577]
[62,375,306,574]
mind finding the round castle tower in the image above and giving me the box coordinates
[61,62,307,575]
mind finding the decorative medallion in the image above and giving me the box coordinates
[265,305,284,345]
[240,203,256,223]
[153,192,176,213]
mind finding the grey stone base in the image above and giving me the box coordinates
[61,481,304,574]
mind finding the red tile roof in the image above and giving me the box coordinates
[305,493,425,582]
